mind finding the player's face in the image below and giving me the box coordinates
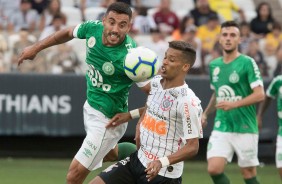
[160,48,189,79]
[219,26,241,53]
[102,11,131,46]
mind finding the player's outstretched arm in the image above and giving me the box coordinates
[17,26,75,66]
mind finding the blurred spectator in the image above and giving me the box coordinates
[80,0,105,21]
[273,44,282,76]
[208,0,245,22]
[181,25,203,75]
[48,44,81,74]
[0,30,8,72]
[39,0,66,31]
[132,6,157,34]
[250,2,275,37]
[246,39,268,77]
[264,22,282,57]
[137,0,160,9]
[0,0,21,30]
[141,28,168,61]
[196,14,220,68]
[39,13,66,40]
[7,0,39,33]
[30,0,50,15]
[239,21,255,54]
[10,28,47,73]
[204,41,221,74]
[116,0,140,7]
[172,15,194,40]
[96,0,118,20]
[153,0,179,35]
[189,0,218,27]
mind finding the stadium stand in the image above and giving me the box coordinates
[61,6,82,26]
[84,6,106,21]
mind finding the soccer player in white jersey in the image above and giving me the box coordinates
[201,21,265,184]
[257,75,282,180]
[17,2,151,184]
[89,41,203,184]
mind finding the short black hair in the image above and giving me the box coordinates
[106,2,132,19]
[168,41,196,67]
[221,21,240,30]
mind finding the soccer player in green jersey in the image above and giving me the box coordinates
[201,21,265,184]
[17,2,150,184]
[257,75,282,180]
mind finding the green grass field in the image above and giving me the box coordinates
[0,158,280,184]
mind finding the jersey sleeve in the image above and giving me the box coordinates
[73,20,101,39]
[266,77,279,98]
[247,57,264,89]
[181,97,203,140]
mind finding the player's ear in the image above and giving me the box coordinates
[182,63,190,72]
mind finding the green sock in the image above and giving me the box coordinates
[244,177,260,184]
[211,173,230,184]
[118,142,137,161]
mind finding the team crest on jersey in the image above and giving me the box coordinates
[102,62,115,75]
[88,37,96,48]
[212,67,220,82]
[152,82,158,88]
[229,71,239,83]
[161,96,173,111]
[169,89,179,98]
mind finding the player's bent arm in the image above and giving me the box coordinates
[18,26,75,65]
[233,85,265,108]
[257,96,272,117]
[162,138,199,167]
[135,106,147,149]
[203,92,217,116]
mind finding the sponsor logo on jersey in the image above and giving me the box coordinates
[181,88,187,97]
[83,148,92,158]
[161,96,173,111]
[169,89,179,98]
[87,37,96,48]
[251,58,261,79]
[216,85,242,102]
[87,64,111,92]
[184,102,192,134]
[141,113,167,135]
[141,145,159,160]
[229,71,239,83]
[102,62,115,75]
[212,67,220,82]
[152,82,158,88]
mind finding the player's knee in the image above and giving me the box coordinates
[240,167,257,178]
[207,164,223,176]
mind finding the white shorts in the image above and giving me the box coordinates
[207,131,259,167]
[276,135,282,168]
[75,101,128,171]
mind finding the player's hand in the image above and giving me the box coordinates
[145,160,162,182]
[105,112,131,128]
[201,113,208,128]
[216,101,236,111]
[17,45,38,66]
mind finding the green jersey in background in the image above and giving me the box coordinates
[74,20,137,118]
[266,75,282,136]
[209,55,263,133]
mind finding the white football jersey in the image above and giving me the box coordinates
[138,76,203,178]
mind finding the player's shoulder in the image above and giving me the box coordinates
[125,34,137,46]
[179,85,201,104]
[209,56,222,66]
[272,75,282,83]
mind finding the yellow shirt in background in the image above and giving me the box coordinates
[196,25,220,52]
[208,0,239,21]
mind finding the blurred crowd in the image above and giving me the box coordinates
[0,0,282,77]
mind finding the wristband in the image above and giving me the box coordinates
[129,109,140,119]
[159,157,170,167]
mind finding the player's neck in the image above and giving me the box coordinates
[161,78,185,90]
[223,50,241,64]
